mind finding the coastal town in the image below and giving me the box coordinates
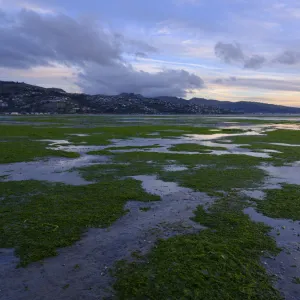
[0,81,229,115]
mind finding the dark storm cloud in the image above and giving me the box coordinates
[0,9,157,68]
[0,9,203,96]
[214,42,266,69]
[0,10,122,68]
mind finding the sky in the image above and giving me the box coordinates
[0,0,300,106]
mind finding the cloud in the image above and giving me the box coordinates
[213,76,300,92]
[0,9,204,96]
[114,33,158,55]
[20,2,55,14]
[0,9,14,24]
[0,9,5,18]
[78,64,204,97]
[0,9,158,69]
[0,10,123,68]
[214,42,266,69]
[135,52,148,58]
[214,42,244,63]
[273,50,300,65]
[244,55,266,69]
[215,42,300,69]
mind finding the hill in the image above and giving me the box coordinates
[0,81,229,115]
[2,80,298,115]
[190,98,300,114]
[0,81,65,95]
[156,96,300,114]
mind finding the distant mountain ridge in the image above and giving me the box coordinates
[190,98,300,114]
[1,80,299,114]
[0,81,230,115]
[156,96,300,114]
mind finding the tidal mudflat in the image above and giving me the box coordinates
[1,115,300,299]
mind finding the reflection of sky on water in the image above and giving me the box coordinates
[0,155,109,185]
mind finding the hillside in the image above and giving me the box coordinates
[0,81,229,115]
[2,80,298,115]
[190,98,300,114]
[156,96,300,114]
[0,81,65,95]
